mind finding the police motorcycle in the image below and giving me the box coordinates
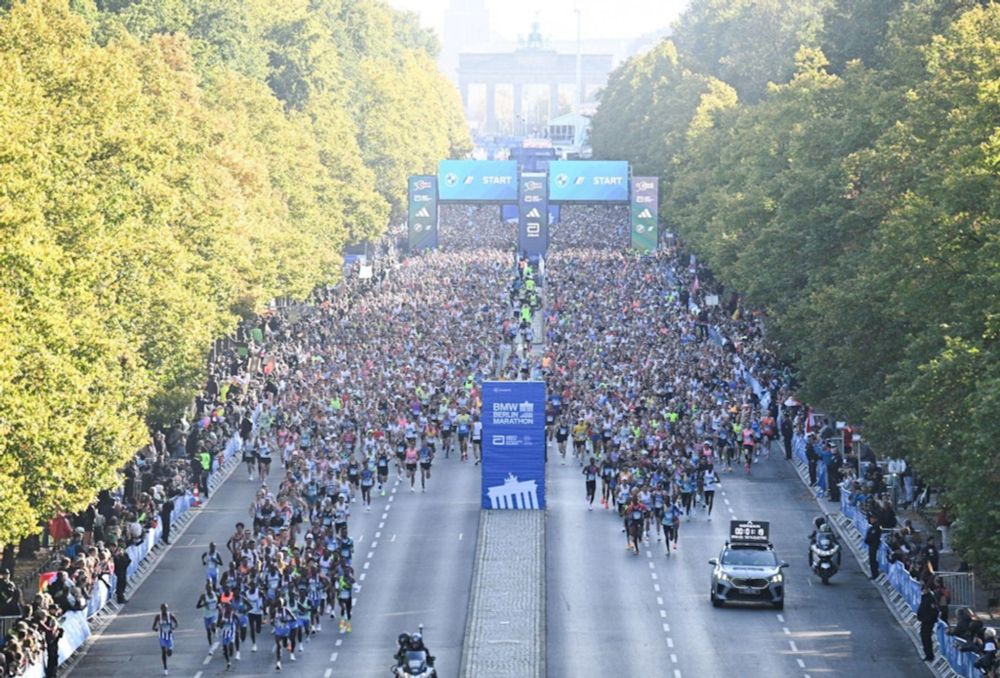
[808,516,842,584]
[391,625,437,678]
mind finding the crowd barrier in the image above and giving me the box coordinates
[19,427,247,677]
[840,492,980,678]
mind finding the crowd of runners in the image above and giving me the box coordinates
[157,248,523,674]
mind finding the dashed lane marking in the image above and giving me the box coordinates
[783,627,791,635]
[789,640,799,652]
[670,654,678,663]
[330,651,338,661]
[667,637,674,648]
[325,669,333,678]
[797,659,806,668]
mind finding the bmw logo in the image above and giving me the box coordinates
[445,173,459,186]
[556,174,569,187]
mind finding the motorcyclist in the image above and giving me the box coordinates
[394,631,435,672]
[808,516,838,567]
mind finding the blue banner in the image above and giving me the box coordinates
[481,381,546,509]
[548,160,630,202]
[407,175,438,251]
[502,204,559,223]
[438,160,518,202]
[518,172,548,256]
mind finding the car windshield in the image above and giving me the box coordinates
[722,548,778,567]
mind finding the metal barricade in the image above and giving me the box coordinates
[936,571,976,609]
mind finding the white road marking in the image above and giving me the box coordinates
[646,550,652,559]
[657,597,664,606]
[651,572,658,580]
[648,562,655,570]
[325,669,333,678]
[660,610,666,618]
[367,551,374,559]
[459,532,463,540]
[670,654,678,663]
[789,641,799,652]
[674,671,682,678]
[375,531,381,539]
[797,659,806,668]
[667,637,674,648]
[783,627,791,635]
[391,534,397,542]
[330,651,338,661]
[335,639,343,647]
[777,614,785,623]
[194,672,202,678]
[364,561,370,570]
[202,655,211,665]
[388,496,394,503]
[360,573,367,581]
[662,623,670,633]
[379,522,385,529]
[654,584,660,592]
[382,513,389,520]
[723,498,730,505]
[371,541,378,549]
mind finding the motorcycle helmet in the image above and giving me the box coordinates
[813,516,826,530]
[410,633,423,648]
[397,633,410,648]
[818,522,832,534]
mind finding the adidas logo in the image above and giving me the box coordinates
[526,208,541,218]
[637,208,653,219]
[415,207,430,218]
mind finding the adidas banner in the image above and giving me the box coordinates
[407,175,438,251]
[630,176,659,253]
[518,171,549,256]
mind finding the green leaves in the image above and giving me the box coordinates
[0,0,464,543]
[594,0,1000,578]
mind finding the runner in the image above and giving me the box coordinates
[257,438,272,482]
[418,441,433,492]
[152,603,178,676]
[582,457,599,511]
[195,581,219,651]
[217,602,239,670]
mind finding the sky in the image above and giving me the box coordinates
[387,0,690,44]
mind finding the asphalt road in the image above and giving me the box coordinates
[545,442,930,678]
[69,453,480,678]
[69,443,929,678]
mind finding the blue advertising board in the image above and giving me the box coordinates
[518,172,548,256]
[548,160,630,202]
[481,381,546,510]
[438,160,518,202]
[502,204,559,223]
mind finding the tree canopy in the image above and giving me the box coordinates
[0,0,468,544]
[591,0,1000,579]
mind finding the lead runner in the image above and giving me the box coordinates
[152,603,179,676]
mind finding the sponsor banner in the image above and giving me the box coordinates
[502,203,559,224]
[548,160,630,202]
[481,381,546,509]
[407,175,438,251]
[518,172,549,256]
[438,160,518,202]
[630,176,659,252]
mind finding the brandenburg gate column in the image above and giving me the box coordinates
[485,80,497,135]
[549,81,560,119]
[513,82,523,133]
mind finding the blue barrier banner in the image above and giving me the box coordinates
[630,176,658,252]
[481,381,546,509]
[407,175,438,251]
[438,160,518,202]
[548,160,630,202]
[518,172,548,256]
